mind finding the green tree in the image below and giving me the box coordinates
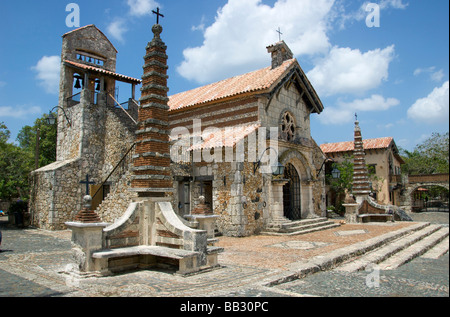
[0,123,33,199]
[400,132,449,175]
[17,112,57,167]
[0,114,57,200]
[327,156,354,196]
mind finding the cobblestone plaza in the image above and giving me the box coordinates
[0,212,448,299]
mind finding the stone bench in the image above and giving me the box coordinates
[357,213,394,223]
[92,245,223,276]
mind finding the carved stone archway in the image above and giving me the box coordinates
[279,149,316,219]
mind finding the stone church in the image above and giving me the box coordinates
[30,24,330,237]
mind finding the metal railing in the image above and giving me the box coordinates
[92,143,136,202]
[108,93,137,124]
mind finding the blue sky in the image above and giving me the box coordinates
[0,0,448,151]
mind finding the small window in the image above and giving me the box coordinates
[76,53,105,67]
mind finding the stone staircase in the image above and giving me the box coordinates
[266,222,449,287]
[336,223,449,272]
[262,217,341,236]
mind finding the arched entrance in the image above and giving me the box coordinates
[283,163,301,220]
[410,185,449,212]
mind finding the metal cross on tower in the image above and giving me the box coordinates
[152,7,164,25]
[276,27,283,41]
[80,174,95,196]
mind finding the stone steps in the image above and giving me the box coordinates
[262,217,341,236]
[421,236,449,259]
[264,222,434,286]
[378,226,449,270]
[336,224,449,272]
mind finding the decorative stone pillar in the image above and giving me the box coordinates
[352,118,371,204]
[342,191,359,224]
[131,23,173,197]
[185,196,219,245]
[65,195,109,274]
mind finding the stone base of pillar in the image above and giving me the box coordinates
[65,221,109,273]
[343,203,360,224]
[185,215,219,245]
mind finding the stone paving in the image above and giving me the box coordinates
[0,213,448,298]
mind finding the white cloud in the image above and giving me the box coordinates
[414,66,445,82]
[318,94,400,125]
[339,94,400,111]
[106,0,160,44]
[177,0,334,84]
[107,18,128,43]
[127,0,160,17]
[333,0,408,29]
[0,81,6,88]
[192,16,207,32]
[431,69,445,82]
[378,0,409,10]
[407,81,449,124]
[0,105,42,119]
[31,56,60,94]
[307,45,395,96]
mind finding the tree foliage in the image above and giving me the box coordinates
[0,114,57,200]
[400,132,449,175]
[327,156,354,196]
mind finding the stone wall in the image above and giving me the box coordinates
[95,165,138,224]
[30,99,137,230]
[260,84,312,141]
[211,160,267,237]
[29,159,82,230]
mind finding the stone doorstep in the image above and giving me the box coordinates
[262,219,340,236]
[281,219,338,232]
[262,222,432,287]
[281,217,329,230]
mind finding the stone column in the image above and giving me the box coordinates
[65,195,109,273]
[131,23,173,197]
[270,178,289,221]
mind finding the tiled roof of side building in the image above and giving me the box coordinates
[320,137,395,154]
[168,59,297,111]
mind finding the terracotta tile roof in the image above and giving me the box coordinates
[320,137,394,154]
[64,60,141,84]
[188,123,261,151]
[168,59,297,111]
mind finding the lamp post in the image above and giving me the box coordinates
[45,106,72,127]
[253,147,285,176]
[331,167,341,179]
